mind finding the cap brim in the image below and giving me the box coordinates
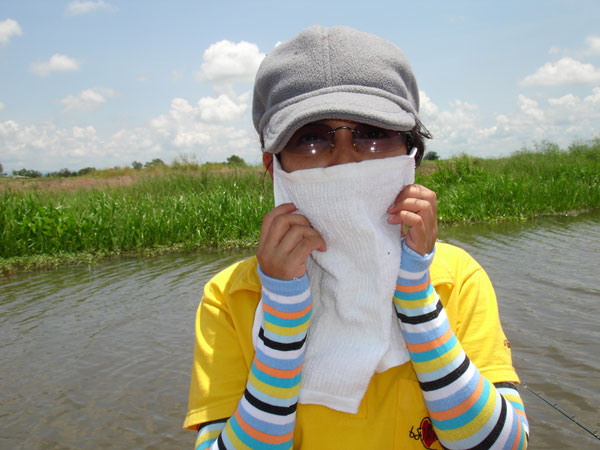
[262,91,416,154]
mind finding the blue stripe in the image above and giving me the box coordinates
[511,402,525,413]
[255,347,304,371]
[518,425,527,449]
[251,362,302,389]
[434,379,492,431]
[395,272,428,286]
[264,310,311,328]
[504,400,520,449]
[410,334,458,363]
[198,422,227,434]
[395,299,441,317]
[246,383,297,409]
[262,291,312,313]
[258,266,310,295]
[402,320,450,344]
[439,394,502,448]
[229,415,291,450]
[426,367,479,412]
[196,440,216,450]
[238,401,295,436]
[261,327,307,344]
[394,284,434,301]
[417,349,466,383]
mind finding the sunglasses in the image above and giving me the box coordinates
[284,123,411,155]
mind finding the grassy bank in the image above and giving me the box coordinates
[1,140,598,274]
[424,140,599,222]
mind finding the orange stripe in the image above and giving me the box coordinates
[511,419,522,450]
[395,276,431,293]
[430,376,486,422]
[234,409,293,445]
[263,302,312,320]
[254,358,303,379]
[406,327,454,354]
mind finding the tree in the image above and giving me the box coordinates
[226,154,247,167]
[0,162,3,175]
[13,168,42,178]
[58,168,75,177]
[132,161,143,170]
[144,158,165,168]
[423,151,440,161]
[78,167,96,176]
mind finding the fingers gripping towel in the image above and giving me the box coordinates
[252,153,416,413]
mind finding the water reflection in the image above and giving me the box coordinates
[440,213,600,448]
[1,214,599,449]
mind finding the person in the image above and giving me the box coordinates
[185,25,529,450]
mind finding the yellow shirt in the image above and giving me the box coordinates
[185,242,519,449]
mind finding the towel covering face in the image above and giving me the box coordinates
[253,153,416,413]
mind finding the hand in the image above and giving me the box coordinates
[257,203,327,280]
[386,184,437,256]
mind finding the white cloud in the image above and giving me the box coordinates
[585,86,600,104]
[65,1,117,16]
[3,84,599,172]
[148,93,253,156]
[60,87,116,112]
[517,95,544,121]
[30,54,81,76]
[0,18,22,46]
[152,93,249,127]
[545,35,600,58]
[548,93,579,107]
[0,89,259,172]
[0,101,4,111]
[419,90,482,147]
[196,40,265,86]
[521,57,600,86]
[584,35,600,56]
[419,90,439,117]
[488,91,600,147]
[197,94,249,122]
[0,120,105,170]
[418,88,600,158]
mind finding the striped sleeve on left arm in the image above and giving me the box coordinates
[394,241,529,450]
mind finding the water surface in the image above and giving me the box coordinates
[1,213,598,449]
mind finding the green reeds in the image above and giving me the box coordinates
[420,140,599,222]
[1,140,598,272]
[1,169,272,259]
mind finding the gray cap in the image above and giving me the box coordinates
[252,25,421,154]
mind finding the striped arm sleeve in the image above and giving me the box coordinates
[195,265,311,450]
[394,240,529,450]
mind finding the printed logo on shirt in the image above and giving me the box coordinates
[409,417,439,449]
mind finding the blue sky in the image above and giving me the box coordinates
[1,0,599,173]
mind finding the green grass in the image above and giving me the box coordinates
[1,139,599,274]
[419,139,599,222]
[1,168,273,273]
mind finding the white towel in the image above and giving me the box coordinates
[252,152,415,413]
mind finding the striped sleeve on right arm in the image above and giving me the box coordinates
[194,266,311,450]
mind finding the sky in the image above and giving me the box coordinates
[1,0,600,173]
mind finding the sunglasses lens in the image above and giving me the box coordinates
[285,124,331,154]
[353,124,407,153]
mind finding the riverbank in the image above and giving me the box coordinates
[2,141,598,274]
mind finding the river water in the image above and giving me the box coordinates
[1,213,599,449]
